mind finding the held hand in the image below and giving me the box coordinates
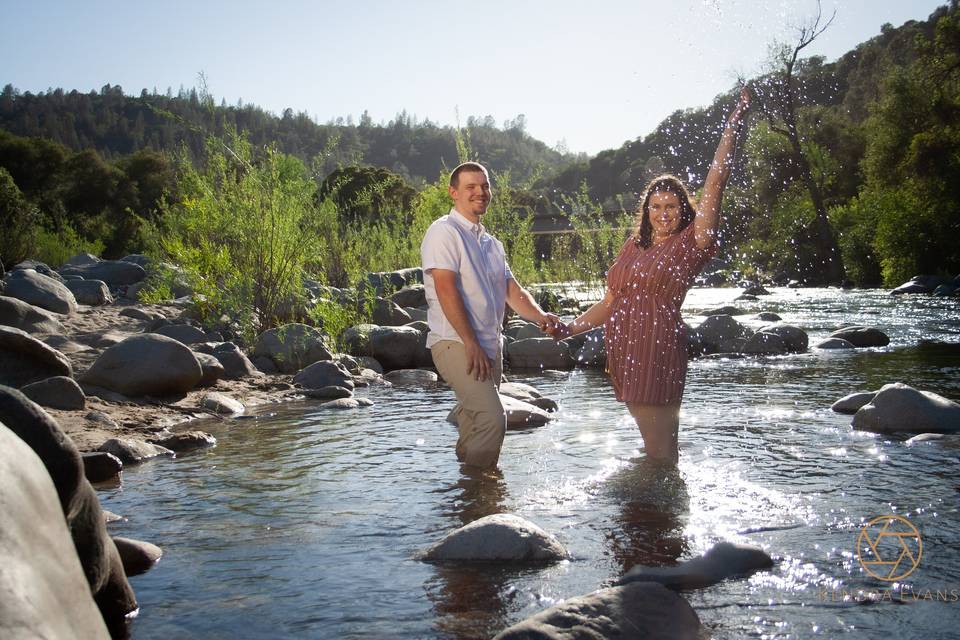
[538,312,562,334]
[544,320,572,342]
[464,340,492,381]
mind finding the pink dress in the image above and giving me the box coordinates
[604,224,717,405]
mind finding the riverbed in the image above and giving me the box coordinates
[101,287,960,639]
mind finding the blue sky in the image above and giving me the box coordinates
[0,0,947,154]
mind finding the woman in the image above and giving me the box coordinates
[550,88,750,461]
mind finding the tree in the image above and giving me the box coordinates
[754,0,845,284]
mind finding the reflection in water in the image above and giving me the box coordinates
[603,458,689,574]
[428,467,512,640]
[98,288,960,639]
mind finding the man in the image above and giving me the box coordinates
[421,162,559,469]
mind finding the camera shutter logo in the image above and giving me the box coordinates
[856,515,923,581]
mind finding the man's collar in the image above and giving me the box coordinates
[450,208,484,237]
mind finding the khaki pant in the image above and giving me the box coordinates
[431,340,505,469]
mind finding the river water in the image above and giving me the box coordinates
[100,287,960,639]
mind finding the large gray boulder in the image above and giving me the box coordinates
[252,323,332,374]
[151,323,207,344]
[830,326,890,347]
[693,315,752,354]
[4,269,77,315]
[342,323,378,357]
[852,383,960,434]
[212,342,259,379]
[0,387,137,632]
[21,376,86,410]
[389,284,426,308]
[0,295,66,334]
[59,260,146,286]
[371,297,412,326]
[493,582,700,640]
[507,338,576,370]
[98,438,175,464]
[63,252,101,268]
[194,352,225,386]
[81,334,203,396]
[0,325,73,387]
[502,395,552,429]
[383,368,438,387]
[618,541,774,590]
[759,323,808,352]
[369,325,422,370]
[293,360,355,390]
[0,422,111,640]
[65,279,113,306]
[422,513,568,562]
[740,331,789,355]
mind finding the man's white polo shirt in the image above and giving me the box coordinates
[421,208,513,359]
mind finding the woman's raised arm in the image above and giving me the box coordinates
[694,87,750,249]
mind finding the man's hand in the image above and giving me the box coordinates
[538,312,562,334]
[464,340,492,381]
[544,320,571,341]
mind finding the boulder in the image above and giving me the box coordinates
[64,279,113,306]
[703,305,744,317]
[81,334,203,396]
[890,279,932,295]
[371,297,411,326]
[365,267,423,296]
[342,323,378,357]
[3,269,77,314]
[404,307,428,322]
[743,284,771,296]
[507,338,576,370]
[63,252,101,267]
[98,438,175,464]
[0,295,66,334]
[830,326,890,347]
[618,541,774,590]
[319,397,363,410]
[81,452,123,484]
[740,332,789,355]
[905,433,945,445]
[422,513,568,562]
[293,360,355,390]
[383,369,438,387]
[59,260,146,286]
[151,323,207,344]
[211,342,259,379]
[0,387,137,632]
[389,284,427,308]
[515,323,546,340]
[759,324,808,352]
[756,312,782,322]
[194,352,225,386]
[199,392,245,415]
[252,323,332,374]
[112,537,162,577]
[301,386,354,400]
[149,431,217,452]
[119,254,151,267]
[493,582,700,640]
[369,325,422,371]
[692,315,752,354]
[0,325,73,387]
[501,395,552,429]
[852,383,960,434]
[815,338,856,349]
[573,328,606,367]
[0,422,112,640]
[21,376,86,410]
[119,307,166,322]
[831,391,876,414]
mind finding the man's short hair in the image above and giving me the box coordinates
[449,162,489,188]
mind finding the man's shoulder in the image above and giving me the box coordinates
[424,215,461,241]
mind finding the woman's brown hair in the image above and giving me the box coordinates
[631,174,698,249]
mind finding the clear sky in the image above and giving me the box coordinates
[0,0,947,155]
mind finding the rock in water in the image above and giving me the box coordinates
[831,391,876,414]
[852,382,960,434]
[618,541,774,590]
[422,513,568,562]
[493,582,700,640]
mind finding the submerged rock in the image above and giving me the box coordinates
[502,395,553,428]
[98,438,175,465]
[422,513,568,563]
[816,338,856,350]
[384,368,438,387]
[200,392,245,415]
[829,326,890,347]
[618,541,774,590]
[852,383,960,434]
[831,391,876,414]
[81,452,123,483]
[493,582,700,640]
[112,536,163,577]
[149,431,217,452]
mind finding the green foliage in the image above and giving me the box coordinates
[150,133,322,338]
[317,166,416,224]
[32,225,105,268]
[0,166,39,267]
[308,299,362,352]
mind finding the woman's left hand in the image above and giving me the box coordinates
[728,86,751,126]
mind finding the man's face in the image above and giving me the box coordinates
[449,170,491,220]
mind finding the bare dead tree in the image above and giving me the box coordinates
[755,0,846,284]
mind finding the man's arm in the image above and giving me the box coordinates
[431,268,492,381]
[506,279,560,331]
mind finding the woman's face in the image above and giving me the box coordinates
[647,190,682,239]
